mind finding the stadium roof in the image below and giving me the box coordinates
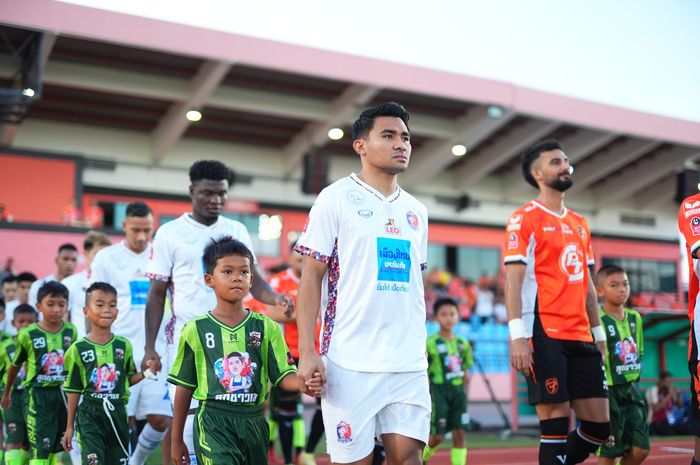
[1,0,699,238]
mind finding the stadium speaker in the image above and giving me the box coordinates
[301,151,329,195]
[675,168,700,203]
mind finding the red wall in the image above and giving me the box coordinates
[0,153,77,224]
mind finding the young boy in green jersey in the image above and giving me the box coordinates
[168,237,322,465]
[0,304,37,465]
[596,265,650,465]
[61,282,149,465]
[1,281,77,465]
[423,297,473,465]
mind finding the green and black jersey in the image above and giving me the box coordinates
[63,335,136,402]
[168,311,296,411]
[12,322,78,388]
[0,337,26,391]
[426,333,473,386]
[599,307,644,386]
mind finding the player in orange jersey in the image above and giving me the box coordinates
[678,193,700,465]
[504,139,610,465]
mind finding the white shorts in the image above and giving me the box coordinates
[321,357,431,463]
[127,373,173,419]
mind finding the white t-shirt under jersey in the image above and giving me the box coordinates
[296,173,429,373]
[62,270,89,338]
[146,213,256,344]
[90,241,167,364]
[28,274,57,307]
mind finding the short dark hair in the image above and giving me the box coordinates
[37,281,69,303]
[433,297,458,316]
[189,160,233,184]
[352,102,410,140]
[57,243,78,254]
[16,272,37,283]
[202,237,253,275]
[596,264,627,284]
[125,201,152,218]
[2,275,17,286]
[521,138,563,188]
[14,303,37,319]
[85,282,117,306]
[83,231,111,252]
[0,297,4,309]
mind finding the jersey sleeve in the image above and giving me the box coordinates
[295,189,339,265]
[635,311,644,357]
[419,206,429,271]
[167,323,198,389]
[503,210,531,265]
[11,329,30,368]
[581,216,595,266]
[265,319,296,386]
[679,198,700,257]
[463,339,474,369]
[146,227,173,283]
[62,345,84,394]
[124,340,137,380]
[88,248,109,285]
[28,280,40,307]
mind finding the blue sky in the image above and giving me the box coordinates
[60,0,700,122]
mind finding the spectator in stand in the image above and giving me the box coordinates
[84,199,104,229]
[646,371,693,435]
[28,243,79,307]
[0,257,16,281]
[493,290,507,324]
[473,274,495,325]
[0,203,13,223]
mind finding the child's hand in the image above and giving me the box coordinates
[172,439,191,465]
[305,370,325,397]
[62,427,74,451]
[0,393,10,409]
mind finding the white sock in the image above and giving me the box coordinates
[130,423,167,465]
[70,436,81,465]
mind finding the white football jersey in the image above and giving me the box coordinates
[146,213,255,344]
[62,270,89,338]
[296,174,428,372]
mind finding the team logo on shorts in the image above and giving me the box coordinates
[42,437,51,450]
[336,421,353,443]
[7,422,16,433]
[406,211,419,230]
[87,453,98,465]
[545,377,559,395]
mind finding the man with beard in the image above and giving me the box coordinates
[504,139,610,465]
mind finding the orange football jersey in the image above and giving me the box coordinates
[504,200,595,342]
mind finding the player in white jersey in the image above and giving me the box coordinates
[296,102,430,465]
[28,243,78,307]
[89,201,172,465]
[142,160,293,457]
[62,230,111,338]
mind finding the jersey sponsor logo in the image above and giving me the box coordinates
[562,223,574,235]
[336,421,353,443]
[129,280,150,307]
[545,377,559,395]
[357,209,373,218]
[406,211,419,230]
[691,217,700,236]
[384,218,401,235]
[444,354,465,380]
[507,215,522,231]
[685,208,700,218]
[507,232,518,249]
[376,237,411,284]
[91,363,119,393]
[346,190,367,204]
[214,351,257,394]
[614,336,641,374]
[686,200,700,209]
[41,350,64,376]
[560,243,584,282]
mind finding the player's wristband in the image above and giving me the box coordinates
[591,325,607,342]
[508,318,527,340]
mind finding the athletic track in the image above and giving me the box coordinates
[309,439,694,464]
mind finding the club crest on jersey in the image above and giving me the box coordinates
[115,348,124,360]
[545,378,559,395]
[384,218,401,235]
[560,243,584,282]
[63,336,73,348]
[406,211,419,230]
[248,331,261,348]
[337,421,353,443]
[576,225,586,239]
[691,217,700,236]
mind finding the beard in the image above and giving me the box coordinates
[548,175,573,192]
